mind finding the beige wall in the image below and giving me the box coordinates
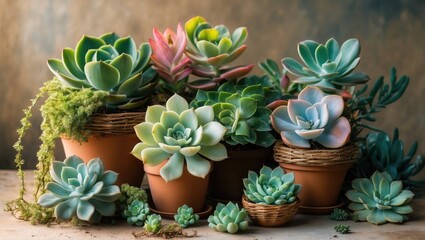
[1,0,424,180]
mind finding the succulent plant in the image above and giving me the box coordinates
[37,156,121,223]
[334,224,350,234]
[356,129,425,188]
[117,184,148,213]
[185,16,253,89]
[270,86,351,148]
[131,94,227,182]
[149,23,192,94]
[47,32,158,110]
[329,208,352,221]
[191,84,275,147]
[208,202,248,234]
[144,214,162,233]
[243,166,301,205]
[174,204,199,228]
[122,200,150,226]
[346,171,414,225]
[282,38,369,91]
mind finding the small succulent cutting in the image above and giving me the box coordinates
[149,23,192,94]
[131,94,228,182]
[334,224,350,234]
[282,38,369,91]
[117,184,148,213]
[144,214,162,233]
[329,208,352,221]
[47,32,158,110]
[270,86,351,148]
[185,16,253,89]
[191,84,275,147]
[122,200,150,226]
[37,156,121,223]
[243,166,301,205]
[174,204,200,228]
[346,171,414,225]
[356,129,425,188]
[208,202,248,234]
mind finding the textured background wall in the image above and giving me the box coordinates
[1,0,424,179]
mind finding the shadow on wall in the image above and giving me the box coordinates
[0,0,424,181]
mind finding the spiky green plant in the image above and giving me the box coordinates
[207,202,248,234]
[191,84,275,147]
[329,208,352,221]
[282,38,369,91]
[185,16,253,89]
[37,156,121,223]
[174,204,199,228]
[270,86,351,148]
[334,224,350,234]
[144,214,162,233]
[47,32,158,110]
[356,129,425,188]
[122,200,150,226]
[243,166,301,205]
[131,94,228,182]
[346,171,414,225]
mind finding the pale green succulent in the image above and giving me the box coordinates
[37,156,121,223]
[207,202,248,234]
[144,214,162,233]
[243,166,301,205]
[346,171,414,225]
[131,94,228,182]
[191,84,275,147]
[282,38,369,90]
[174,204,199,228]
[122,200,150,226]
[47,32,158,110]
[117,184,148,213]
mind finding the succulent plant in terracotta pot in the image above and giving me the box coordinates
[132,94,227,213]
[271,86,358,213]
[242,166,302,227]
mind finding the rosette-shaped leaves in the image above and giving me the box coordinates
[144,214,162,233]
[174,204,199,228]
[47,32,158,110]
[270,86,351,148]
[37,156,120,223]
[191,84,275,147]
[185,16,253,89]
[149,23,192,94]
[122,200,150,226]
[346,171,414,225]
[243,166,301,205]
[208,202,248,234]
[282,38,369,90]
[131,94,227,182]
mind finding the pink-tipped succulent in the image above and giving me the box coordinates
[270,86,351,148]
[149,23,192,94]
[185,16,254,90]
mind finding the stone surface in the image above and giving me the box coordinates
[1,170,424,240]
[0,0,424,183]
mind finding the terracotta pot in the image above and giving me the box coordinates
[144,161,210,213]
[279,162,352,207]
[61,134,144,187]
[208,146,273,202]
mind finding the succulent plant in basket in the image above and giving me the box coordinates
[242,166,302,227]
[185,16,254,90]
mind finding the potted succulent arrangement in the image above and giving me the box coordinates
[242,166,302,227]
[131,94,228,214]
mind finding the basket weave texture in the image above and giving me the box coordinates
[242,195,300,227]
[84,112,145,135]
[273,140,359,167]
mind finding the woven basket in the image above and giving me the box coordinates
[273,140,359,167]
[242,195,300,227]
[84,112,145,136]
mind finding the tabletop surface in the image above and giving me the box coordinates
[0,170,424,240]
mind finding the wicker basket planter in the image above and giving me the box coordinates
[274,140,359,214]
[61,112,145,186]
[242,195,300,227]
